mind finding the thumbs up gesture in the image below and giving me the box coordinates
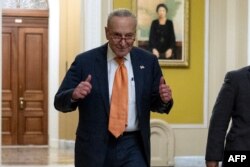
[72,74,92,100]
[159,76,172,103]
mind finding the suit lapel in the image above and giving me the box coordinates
[130,48,145,117]
[94,44,110,115]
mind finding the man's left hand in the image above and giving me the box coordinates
[159,76,172,103]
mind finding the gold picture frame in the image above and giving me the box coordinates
[132,0,189,67]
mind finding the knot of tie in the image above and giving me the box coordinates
[115,57,124,66]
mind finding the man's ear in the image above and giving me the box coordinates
[105,27,109,40]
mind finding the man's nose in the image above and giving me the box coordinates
[119,38,127,45]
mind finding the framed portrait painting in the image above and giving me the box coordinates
[132,0,189,67]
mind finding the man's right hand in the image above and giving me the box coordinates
[72,75,92,100]
[206,161,219,167]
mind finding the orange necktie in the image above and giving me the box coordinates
[108,57,128,138]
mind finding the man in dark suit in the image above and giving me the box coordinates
[205,66,250,167]
[54,8,173,167]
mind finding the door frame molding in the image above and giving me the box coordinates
[48,0,60,148]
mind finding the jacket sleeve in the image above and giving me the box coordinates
[54,56,82,112]
[150,56,173,114]
[205,72,236,161]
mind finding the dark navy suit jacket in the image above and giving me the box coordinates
[206,66,250,161]
[54,43,173,167]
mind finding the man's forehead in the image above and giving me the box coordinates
[109,16,135,24]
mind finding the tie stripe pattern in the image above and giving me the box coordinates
[108,57,128,138]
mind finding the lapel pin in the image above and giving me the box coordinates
[140,65,145,69]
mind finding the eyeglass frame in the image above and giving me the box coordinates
[108,31,136,43]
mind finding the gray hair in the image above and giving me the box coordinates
[107,8,137,27]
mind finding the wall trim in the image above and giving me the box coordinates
[83,0,102,51]
[48,0,60,148]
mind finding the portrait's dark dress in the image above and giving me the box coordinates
[148,19,176,59]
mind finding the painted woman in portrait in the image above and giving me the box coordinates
[148,3,176,59]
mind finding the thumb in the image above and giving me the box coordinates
[85,74,92,83]
[160,76,166,85]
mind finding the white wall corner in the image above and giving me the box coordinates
[48,0,60,148]
[83,0,102,51]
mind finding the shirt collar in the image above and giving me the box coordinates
[107,44,130,62]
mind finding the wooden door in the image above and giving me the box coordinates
[17,27,48,144]
[2,10,48,145]
[2,27,18,144]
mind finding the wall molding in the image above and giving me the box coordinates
[48,0,60,148]
[150,119,175,167]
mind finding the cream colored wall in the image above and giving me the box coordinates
[59,0,81,139]
[174,0,248,156]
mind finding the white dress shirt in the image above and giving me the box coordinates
[107,45,138,132]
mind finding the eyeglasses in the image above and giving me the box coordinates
[110,33,135,43]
